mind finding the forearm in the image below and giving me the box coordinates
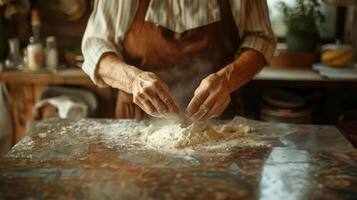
[216,49,266,93]
[96,52,143,93]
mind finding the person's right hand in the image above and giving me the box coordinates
[132,72,180,118]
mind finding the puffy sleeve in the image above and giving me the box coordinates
[230,0,277,63]
[81,0,139,87]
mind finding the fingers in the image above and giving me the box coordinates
[145,89,168,115]
[201,97,230,121]
[186,74,231,121]
[186,86,209,118]
[135,90,177,118]
[132,72,179,118]
[134,95,159,117]
[156,89,180,116]
[189,89,219,120]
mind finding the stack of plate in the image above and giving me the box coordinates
[260,90,312,124]
[313,63,357,79]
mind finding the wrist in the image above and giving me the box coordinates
[216,63,237,93]
[97,53,144,93]
[122,65,144,93]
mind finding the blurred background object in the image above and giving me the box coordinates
[271,43,320,68]
[259,89,312,124]
[45,36,58,70]
[0,0,30,63]
[321,43,354,67]
[33,86,97,120]
[0,84,12,156]
[5,38,23,70]
[56,0,87,22]
[338,110,357,147]
[322,0,357,6]
[279,0,325,53]
[321,0,357,66]
[0,0,91,72]
[34,0,91,67]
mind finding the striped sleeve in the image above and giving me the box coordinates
[81,0,138,87]
[234,0,277,63]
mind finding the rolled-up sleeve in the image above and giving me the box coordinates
[231,0,277,63]
[81,0,138,87]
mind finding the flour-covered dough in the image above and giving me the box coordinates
[137,121,254,149]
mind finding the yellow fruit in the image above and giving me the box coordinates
[329,53,353,67]
[321,50,348,62]
[321,50,353,67]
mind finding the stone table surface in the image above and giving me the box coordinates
[0,117,356,200]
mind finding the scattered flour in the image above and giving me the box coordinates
[136,121,254,149]
[38,133,47,138]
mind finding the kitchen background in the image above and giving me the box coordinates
[0,0,356,154]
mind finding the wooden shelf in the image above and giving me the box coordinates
[0,68,93,85]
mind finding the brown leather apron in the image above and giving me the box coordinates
[115,0,243,119]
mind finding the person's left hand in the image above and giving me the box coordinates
[186,73,231,121]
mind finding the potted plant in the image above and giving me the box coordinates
[280,0,325,52]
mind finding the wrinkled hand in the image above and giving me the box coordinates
[132,72,180,118]
[186,73,231,121]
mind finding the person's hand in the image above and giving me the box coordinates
[132,72,180,118]
[186,73,231,121]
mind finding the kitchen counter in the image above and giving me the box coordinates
[253,67,357,88]
[0,117,356,199]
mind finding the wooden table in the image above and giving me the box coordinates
[0,117,356,199]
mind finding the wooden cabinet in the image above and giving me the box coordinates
[0,69,114,145]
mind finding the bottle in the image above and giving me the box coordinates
[23,49,28,68]
[5,38,23,70]
[27,36,43,70]
[31,9,41,43]
[45,36,58,69]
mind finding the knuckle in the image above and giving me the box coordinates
[152,79,160,85]
[147,107,155,114]
[191,97,201,105]
[194,89,201,96]
[194,90,205,99]
[202,78,209,84]
[135,92,144,99]
[133,95,141,103]
[203,79,212,87]
[156,104,166,112]
[141,86,151,93]
[146,81,156,88]
[161,96,172,105]
[200,103,209,110]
